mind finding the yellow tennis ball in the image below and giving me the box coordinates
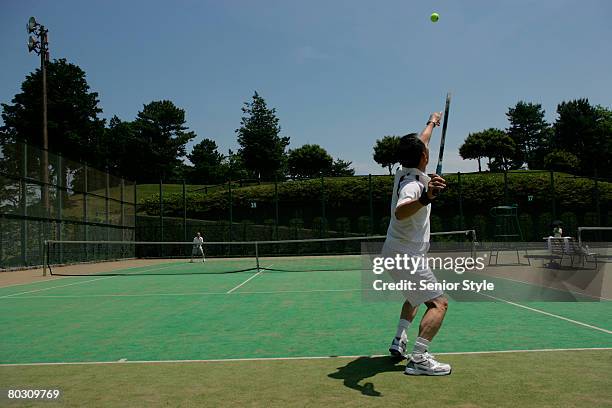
[430,12,439,22]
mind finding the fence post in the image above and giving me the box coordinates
[550,171,556,219]
[368,174,373,235]
[320,174,326,238]
[503,170,509,205]
[458,172,464,230]
[20,143,27,265]
[594,169,601,225]
[56,154,62,263]
[84,165,88,240]
[83,165,88,260]
[228,179,233,242]
[159,179,164,242]
[274,176,279,240]
[183,180,187,241]
[105,168,110,247]
[134,182,138,242]
[120,178,125,232]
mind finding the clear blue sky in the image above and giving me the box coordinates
[2,0,611,174]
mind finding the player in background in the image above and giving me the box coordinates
[190,232,206,262]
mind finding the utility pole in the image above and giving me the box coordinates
[27,17,50,216]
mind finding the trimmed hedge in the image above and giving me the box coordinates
[140,172,611,240]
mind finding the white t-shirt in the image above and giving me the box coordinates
[385,167,431,251]
[193,236,204,247]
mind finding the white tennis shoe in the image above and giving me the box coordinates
[405,352,452,376]
[389,336,408,359]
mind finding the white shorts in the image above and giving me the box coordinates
[192,246,204,256]
[381,240,443,306]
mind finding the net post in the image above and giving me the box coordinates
[43,240,48,276]
[255,241,260,271]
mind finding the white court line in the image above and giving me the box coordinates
[238,288,367,295]
[0,263,185,299]
[2,287,369,300]
[478,292,612,335]
[0,276,115,299]
[2,292,229,299]
[226,271,263,294]
[226,262,277,294]
[0,275,73,290]
[1,347,610,367]
[467,270,611,301]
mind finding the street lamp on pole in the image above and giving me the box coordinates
[27,16,50,218]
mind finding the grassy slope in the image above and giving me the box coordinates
[59,171,612,223]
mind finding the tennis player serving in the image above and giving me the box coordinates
[383,112,451,376]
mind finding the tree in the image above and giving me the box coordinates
[593,106,612,178]
[187,138,224,184]
[101,116,139,178]
[287,144,333,178]
[329,158,355,176]
[373,136,400,174]
[0,58,105,166]
[217,149,249,181]
[483,129,516,171]
[553,99,612,177]
[131,100,196,182]
[506,101,551,169]
[462,128,515,171]
[459,132,487,172]
[236,92,290,180]
[543,150,580,173]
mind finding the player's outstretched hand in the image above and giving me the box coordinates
[428,112,442,127]
[427,174,446,199]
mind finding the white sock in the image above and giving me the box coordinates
[395,319,411,340]
[412,337,430,355]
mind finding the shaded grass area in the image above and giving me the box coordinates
[1,351,611,407]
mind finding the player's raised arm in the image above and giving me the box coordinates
[418,112,442,146]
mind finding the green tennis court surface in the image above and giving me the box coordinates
[1,259,611,406]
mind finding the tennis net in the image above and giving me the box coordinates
[45,229,477,276]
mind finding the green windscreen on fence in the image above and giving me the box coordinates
[0,142,136,268]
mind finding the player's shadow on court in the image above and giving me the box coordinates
[327,356,404,397]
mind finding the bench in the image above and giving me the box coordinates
[547,237,597,269]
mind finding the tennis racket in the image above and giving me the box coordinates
[435,92,452,175]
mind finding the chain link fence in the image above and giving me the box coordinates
[136,170,611,243]
[0,142,136,268]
